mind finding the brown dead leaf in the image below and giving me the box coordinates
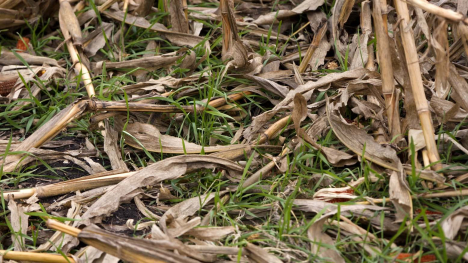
[169,0,189,33]
[82,155,243,220]
[0,51,58,66]
[389,170,413,223]
[185,226,235,241]
[159,191,225,237]
[59,0,83,46]
[245,243,282,263]
[78,224,209,262]
[326,97,400,171]
[441,206,468,239]
[120,120,246,154]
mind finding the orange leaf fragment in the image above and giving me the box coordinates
[16,37,30,52]
[396,253,437,262]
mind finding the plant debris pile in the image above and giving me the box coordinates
[1,0,468,262]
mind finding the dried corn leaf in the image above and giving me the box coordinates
[104,9,206,48]
[160,191,227,236]
[8,199,39,251]
[75,246,120,263]
[433,19,450,99]
[121,120,246,154]
[104,120,128,171]
[245,243,282,263]
[448,63,468,112]
[133,0,155,16]
[82,155,243,220]
[441,206,468,239]
[59,0,83,46]
[0,51,58,66]
[243,75,289,98]
[338,0,355,28]
[78,224,206,263]
[326,98,400,171]
[94,55,180,72]
[253,0,323,25]
[185,226,235,241]
[389,170,413,223]
[169,0,189,33]
[84,22,114,57]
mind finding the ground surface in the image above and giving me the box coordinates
[1,0,468,262]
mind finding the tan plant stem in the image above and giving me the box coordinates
[419,189,468,198]
[208,91,252,108]
[379,0,389,33]
[2,188,36,200]
[364,18,389,144]
[220,0,238,56]
[255,116,291,145]
[298,23,327,73]
[183,0,188,20]
[3,170,134,200]
[356,188,468,204]
[98,0,118,12]
[393,0,442,172]
[0,250,75,263]
[406,0,468,25]
[59,6,95,97]
[373,0,401,141]
[47,219,81,237]
[241,147,290,189]
[47,219,168,263]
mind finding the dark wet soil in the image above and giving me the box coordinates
[102,202,145,226]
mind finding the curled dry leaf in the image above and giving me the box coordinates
[104,9,208,48]
[313,176,379,202]
[389,170,413,223]
[441,206,468,240]
[159,191,227,237]
[244,68,369,140]
[253,0,324,25]
[245,243,282,263]
[78,224,207,263]
[121,120,247,154]
[8,199,40,251]
[104,120,128,171]
[169,0,189,33]
[305,201,386,263]
[326,97,400,171]
[0,51,58,66]
[94,55,180,72]
[81,155,243,220]
[185,226,235,241]
[59,0,83,46]
[75,246,120,263]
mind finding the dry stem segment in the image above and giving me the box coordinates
[255,115,291,145]
[241,147,290,189]
[373,0,401,141]
[59,6,95,97]
[0,250,75,263]
[46,219,81,237]
[406,0,468,25]
[220,0,240,56]
[2,188,36,200]
[298,23,327,73]
[208,91,252,108]
[394,0,442,172]
[98,0,119,12]
[90,100,202,113]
